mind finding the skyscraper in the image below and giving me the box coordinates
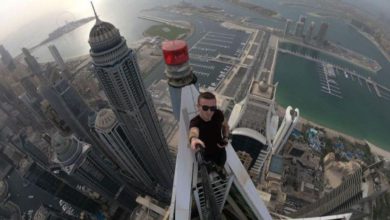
[317,22,329,45]
[20,76,42,101]
[88,5,173,195]
[17,131,50,167]
[48,44,72,80]
[295,21,304,37]
[39,79,93,143]
[41,100,72,135]
[292,168,379,218]
[0,81,35,128]
[305,21,315,43]
[39,78,120,167]
[231,128,269,180]
[93,108,157,195]
[48,45,66,71]
[51,133,137,211]
[284,19,292,36]
[272,106,299,154]
[19,76,46,128]
[17,158,102,214]
[228,80,280,182]
[0,45,16,71]
[299,15,306,29]
[18,93,46,130]
[22,48,45,81]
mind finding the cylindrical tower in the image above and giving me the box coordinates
[51,132,137,210]
[88,7,174,199]
[94,108,155,194]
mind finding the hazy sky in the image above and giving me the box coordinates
[1,0,390,42]
[0,0,97,41]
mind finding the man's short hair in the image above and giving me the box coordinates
[198,92,216,103]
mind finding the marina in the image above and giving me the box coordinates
[318,63,342,99]
[279,48,390,101]
[190,31,249,58]
[188,30,250,90]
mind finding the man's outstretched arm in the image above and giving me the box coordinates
[189,127,204,150]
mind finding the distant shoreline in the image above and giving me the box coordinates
[278,38,380,73]
[27,17,94,52]
[348,23,390,64]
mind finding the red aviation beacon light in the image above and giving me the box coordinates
[161,40,196,120]
[162,40,189,65]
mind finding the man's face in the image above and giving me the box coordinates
[198,98,217,122]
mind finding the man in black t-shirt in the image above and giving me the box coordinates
[189,92,229,168]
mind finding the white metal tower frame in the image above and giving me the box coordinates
[168,84,272,220]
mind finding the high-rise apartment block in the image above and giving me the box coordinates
[88,7,173,198]
[293,168,369,218]
[0,45,16,71]
[228,80,279,181]
[48,45,66,71]
[299,15,306,28]
[22,48,45,81]
[40,79,94,143]
[51,133,137,211]
[284,19,292,36]
[48,44,71,80]
[317,22,329,45]
[295,21,304,37]
[273,106,299,154]
[94,108,158,195]
[305,21,315,43]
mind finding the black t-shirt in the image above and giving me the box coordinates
[190,109,224,156]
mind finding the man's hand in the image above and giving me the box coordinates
[191,137,205,151]
[217,137,229,148]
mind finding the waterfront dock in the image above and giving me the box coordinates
[138,15,189,29]
[318,63,343,99]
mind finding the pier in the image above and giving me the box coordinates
[279,48,390,101]
[318,63,343,99]
[138,15,188,29]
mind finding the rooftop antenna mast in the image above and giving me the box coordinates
[90,1,101,23]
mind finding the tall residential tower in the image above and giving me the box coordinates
[317,22,329,45]
[48,45,66,71]
[0,45,15,71]
[88,5,173,198]
[51,133,137,211]
[93,108,158,196]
